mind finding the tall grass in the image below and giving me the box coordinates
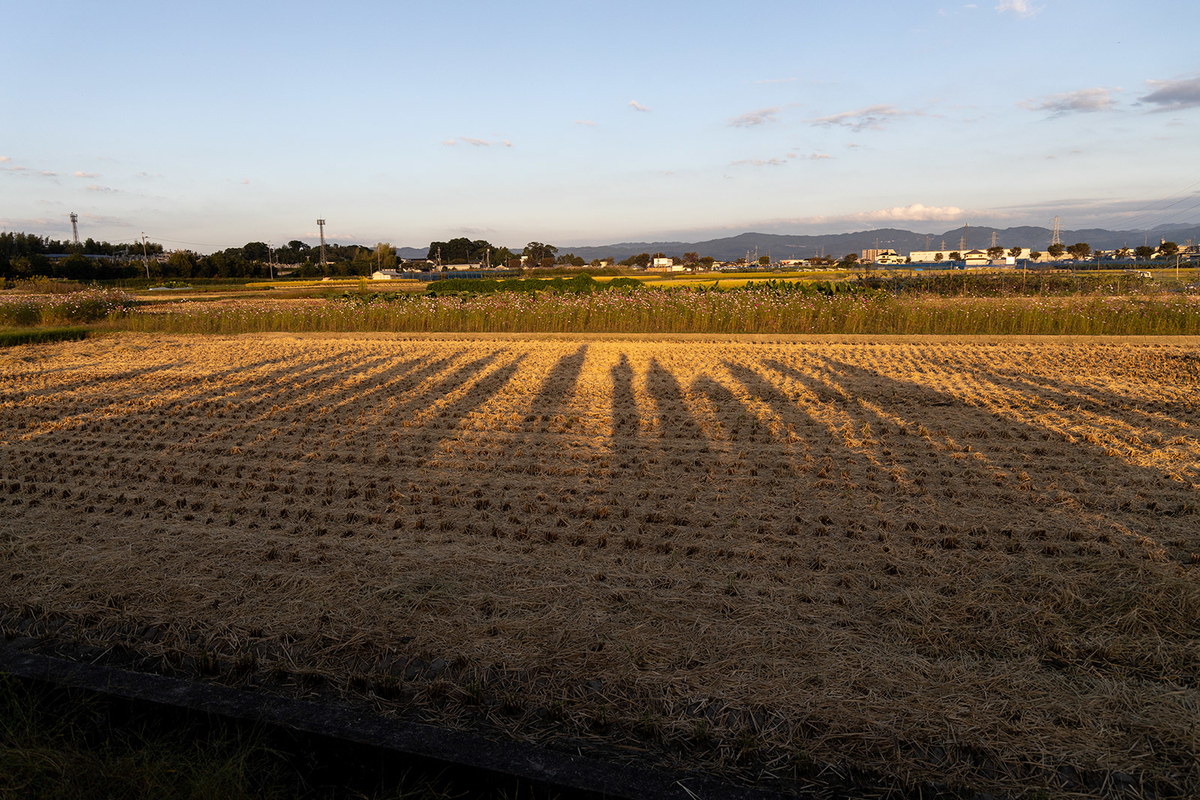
[115,288,1200,336]
[0,288,135,326]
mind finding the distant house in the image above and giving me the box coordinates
[962,249,990,267]
[371,269,406,280]
[651,257,674,269]
[861,249,906,265]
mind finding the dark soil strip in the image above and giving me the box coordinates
[0,326,91,347]
[0,643,803,800]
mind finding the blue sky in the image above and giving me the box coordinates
[3,0,1198,252]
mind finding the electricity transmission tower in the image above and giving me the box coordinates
[1051,216,1062,247]
[69,213,80,249]
[317,219,327,266]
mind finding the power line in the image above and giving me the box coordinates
[144,235,232,248]
[1090,177,1200,232]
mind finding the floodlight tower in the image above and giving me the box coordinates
[317,218,327,265]
[70,213,80,248]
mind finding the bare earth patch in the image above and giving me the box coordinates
[2,333,1198,797]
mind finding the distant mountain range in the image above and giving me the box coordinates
[396,223,1199,263]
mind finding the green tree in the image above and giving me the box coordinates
[58,253,93,280]
[1029,251,1042,261]
[987,246,1005,260]
[1134,245,1155,260]
[492,247,514,268]
[682,251,699,265]
[1047,243,1066,258]
[632,252,652,268]
[840,253,859,267]
[949,251,962,262]
[522,242,558,266]
[166,250,196,279]
[1065,242,1091,260]
[373,242,397,271]
[243,241,269,261]
[934,252,944,262]
[1116,246,1131,260]
[700,256,715,269]
[1009,246,1024,259]
[758,255,770,266]
[1159,241,1179,257]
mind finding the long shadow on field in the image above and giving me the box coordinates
[287,351,454,425]
[529,345,588,429]
[495,345,590,481]
[407,353,528,466]
[4,354,293,406]
[998,367,1200,441]
[188,351,445,459]
[645,359,703,444]
[690,373,790,480]
[778,356,1200,554]
[609,353,639,470]
[388,351,503,423]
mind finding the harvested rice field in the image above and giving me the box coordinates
[2,333,1199,798]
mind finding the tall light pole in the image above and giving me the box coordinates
[317,219,327,267]
[141,232,150,280]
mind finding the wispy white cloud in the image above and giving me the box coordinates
[445,136,514,147]
[1020,87,1117,116]
[628,100,651,112]
[850,204,965,222]
[73,170,99,178]
[732,158,788,167]
[753,77,798,84]
[730,106,783,127]
[78,212,129,226]
[575,119,597,126]
[995,0,1040,16]
[1138,77,1200,112]
[1,160,60,179]
[134,171,164,179]
[809,104,924,131]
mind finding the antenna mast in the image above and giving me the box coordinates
[317,219,327,266]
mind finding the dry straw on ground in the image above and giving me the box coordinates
[1,333,1198,797]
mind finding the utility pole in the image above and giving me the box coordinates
[141,232,150,280]
[268,241,274,280]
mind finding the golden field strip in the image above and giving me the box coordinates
[2,334,1198,797]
